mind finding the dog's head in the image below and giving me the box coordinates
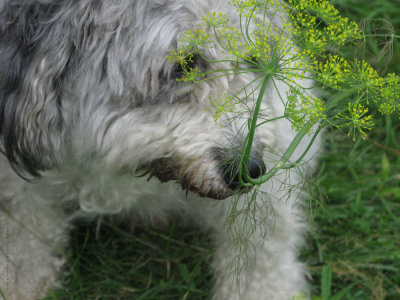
[0,0,277,199]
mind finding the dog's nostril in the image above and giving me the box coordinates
[222,156,266,190]
[246,157,266,179]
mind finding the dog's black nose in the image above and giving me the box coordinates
[246,156,266,179]
[222,156,266,190]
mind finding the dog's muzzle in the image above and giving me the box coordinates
[136,150,266,200]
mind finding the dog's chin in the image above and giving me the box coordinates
[185,183,234,200]
[144,173,235,200]
[136,158,236,200]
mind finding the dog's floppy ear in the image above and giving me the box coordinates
[0,1,71,176]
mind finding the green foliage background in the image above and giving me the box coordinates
[48,1,400,299]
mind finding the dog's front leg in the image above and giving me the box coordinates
[0,179,69,300]
[209,184,309,300]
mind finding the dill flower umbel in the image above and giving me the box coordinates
[209,92,239,125]
[337,103,374,141]
[286,87,326,133]
[180,28,212,48]
[378,73,400,115]
[351,60,383,101]
[316,54,351,89]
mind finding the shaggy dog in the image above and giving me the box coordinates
[0,0,320,299]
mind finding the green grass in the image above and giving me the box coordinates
[47,1,400,299]
[47,220,213,299]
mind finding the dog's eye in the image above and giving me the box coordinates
[172,54,199,79]
[245,55,259,65]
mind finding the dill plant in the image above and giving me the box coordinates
[167,0,400,189]
[166,0,400,292]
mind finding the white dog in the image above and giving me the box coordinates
[0,0,320,299]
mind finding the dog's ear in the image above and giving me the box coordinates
[0,1,71,176]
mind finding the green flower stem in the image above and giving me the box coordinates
[244,75,271,155]
[240,74,272,185]
[363,34,400,39]
[256,115,287,126]
[282,125,322,169]
[243,120,315,185]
